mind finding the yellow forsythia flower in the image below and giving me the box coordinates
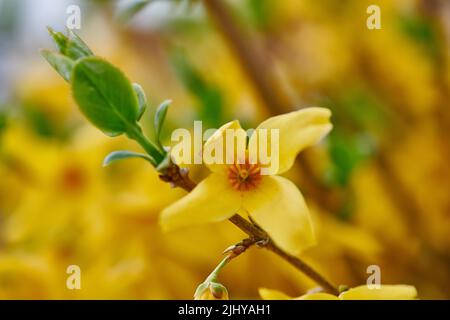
[259,285,418,300]
[160,108,332,255]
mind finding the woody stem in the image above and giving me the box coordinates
[161,163,339,296]
[229,214,339,295]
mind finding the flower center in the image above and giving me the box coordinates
[227,161,262,191]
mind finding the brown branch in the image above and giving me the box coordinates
[159,165,197,191]
[222,237,258,258]
[265,242,339,295]
[160,164,339,295]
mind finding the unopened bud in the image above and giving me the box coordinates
[194,282,229,300]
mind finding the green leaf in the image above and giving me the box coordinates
[71,57,140,137]
[47,27,68,54]
[154,99,171,147]
[40,49,75,82]
[132,83,147,121]
[66,29,94,60]
[103,150,156,167]
[47,27,93,60]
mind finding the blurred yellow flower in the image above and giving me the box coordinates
[260,284,418,300]
[161,108,332,255]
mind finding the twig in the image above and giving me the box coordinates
[160,164,339,295]
[222,237,258,259]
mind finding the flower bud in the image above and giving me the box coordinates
[194,282,229,300]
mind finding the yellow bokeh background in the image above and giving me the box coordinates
[0,0,449,299]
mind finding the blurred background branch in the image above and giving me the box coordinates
[0,0,449,299]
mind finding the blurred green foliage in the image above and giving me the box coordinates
[244,0,271,29]
[170,50,224,128]
[115,0,154,22]
[398,14,441,61]
[22,105,69,141]
[322,87,382,187]
[0,111,8,136]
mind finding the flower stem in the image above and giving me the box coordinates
[127,125,165,164]
[206,256,230,283]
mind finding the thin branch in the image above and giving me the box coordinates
[160,164,339,295]
[222,237,258,258]
[266,242,339,296]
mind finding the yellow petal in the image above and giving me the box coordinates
[160,173,240,231]
[243,176,316,255]
[259,288,292,300]
[339,285,418,300]
[248,107,332,175]
[296,293,339,300]
[203,120,248,174]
